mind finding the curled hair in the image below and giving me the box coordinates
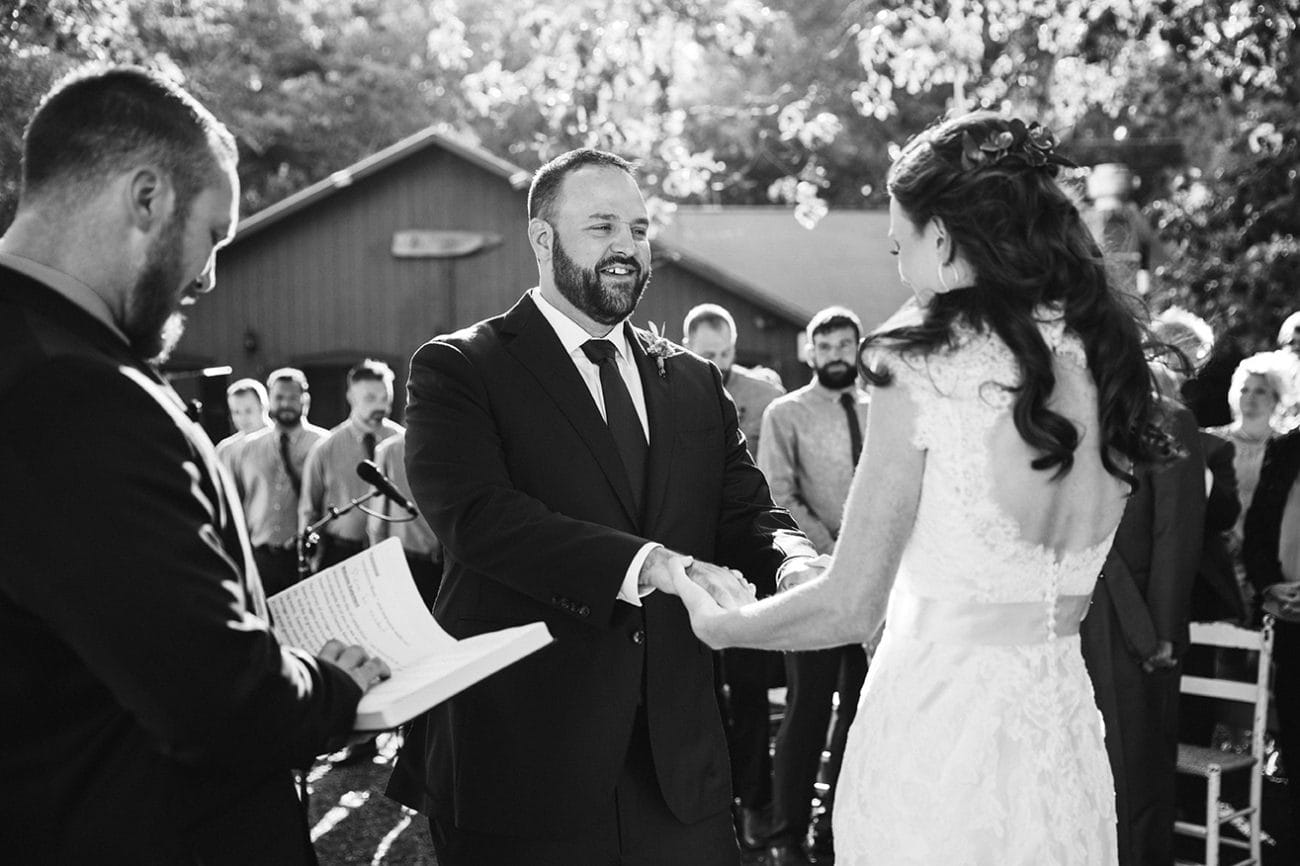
[1228,351,1299,422]
[861,112,1177,488]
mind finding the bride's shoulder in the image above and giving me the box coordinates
[866,310,1009,399]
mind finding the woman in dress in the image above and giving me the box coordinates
[1214,352,1296,548]
[673,112,1175,865]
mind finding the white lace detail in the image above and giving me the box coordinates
[836,309,1118,865]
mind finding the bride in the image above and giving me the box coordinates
[674,112,1177,865]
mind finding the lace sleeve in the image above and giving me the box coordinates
[864,347,943,452]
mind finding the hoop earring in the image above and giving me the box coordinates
[936,261,952,293]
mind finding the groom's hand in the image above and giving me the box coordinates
[686,560,756,610]
[638,547,694,595]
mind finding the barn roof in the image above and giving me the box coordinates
[234,126,533,242]
[230,131,910,330]
[656,206,912,330]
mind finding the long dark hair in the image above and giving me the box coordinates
[862,112,1176,488]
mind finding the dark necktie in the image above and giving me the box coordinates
[362,432,377,461]
[580,339,648,509]
[279,431,302,496]
[840,391,863,468]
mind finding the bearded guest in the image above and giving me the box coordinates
[298,358,402,571]
[756,306,870,865]
[386,147,818,865]
[228,368,327,595]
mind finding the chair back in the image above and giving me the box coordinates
[1180,617,1275,763]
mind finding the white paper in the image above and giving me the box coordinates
[267,537,453,666]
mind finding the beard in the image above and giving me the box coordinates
[815,360,857,390]
[551,232,650,326]
[125,217,187,363]
[273,406,303,427]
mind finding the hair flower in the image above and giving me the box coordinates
[958,118,1076,173]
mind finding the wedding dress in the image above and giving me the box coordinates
[833,310,1120,865]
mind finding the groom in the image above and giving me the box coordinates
[387,148,817,864]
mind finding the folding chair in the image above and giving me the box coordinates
[1174,616,1275,866]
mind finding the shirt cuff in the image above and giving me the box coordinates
[776,553,834,592]
[618,543,661,606]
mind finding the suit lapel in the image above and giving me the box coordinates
[502,296,640,526]
[627,324,674,533]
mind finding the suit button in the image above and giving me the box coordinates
[578,605,591,617]
[631,629,645,645]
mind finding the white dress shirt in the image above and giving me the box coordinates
[530,288,656,604]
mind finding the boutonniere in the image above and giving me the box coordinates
[644,321,674,380]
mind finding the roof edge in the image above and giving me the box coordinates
[233,127,532,243]
[653,243,810,328]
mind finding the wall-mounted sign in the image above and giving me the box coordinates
[391,229,502,259]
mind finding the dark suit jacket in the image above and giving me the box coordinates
[0,267,361,864]
[1093,404,1206,658]
[1191,431,1244,622]
[1244,427,1300,594]
[386,293,814,836]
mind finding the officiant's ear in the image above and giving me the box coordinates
[528,218,554,267]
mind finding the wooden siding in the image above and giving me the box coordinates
[177,139,809,428]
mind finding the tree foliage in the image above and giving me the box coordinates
[0,0,1295,344]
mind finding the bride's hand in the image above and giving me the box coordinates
[671,567,733,649]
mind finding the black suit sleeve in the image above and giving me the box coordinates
[0,359,360,768]
[706,363,816,596]
[405,339,647,625]
[1203,434,1241,533]
[1146,407,1206,648]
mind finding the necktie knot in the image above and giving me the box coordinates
[839,392,855,410]
[362,432,377,461]
[580,338,618,366]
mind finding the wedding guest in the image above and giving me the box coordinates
[683,303,785,458]
[758,306,869,866]
[1243,423,1300,838]
[683,301,786,848]
[1212,351,1296,550]
[673,112,1179,865]
[215,377,269,467]
[299,359,402,569]
[1152,308,1245,624]
[0,65,386,864]
[366,430,443,609]
[386,147,818,866]
[229,368,327,595]
[1081,324,1206,866]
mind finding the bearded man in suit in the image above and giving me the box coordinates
[0,66,387,864]
[386,148,818,865]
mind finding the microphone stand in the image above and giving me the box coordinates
[297,490,379,582]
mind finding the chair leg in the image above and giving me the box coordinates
[1206,766,1221,866]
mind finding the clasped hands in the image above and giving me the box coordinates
[638,547,756,610]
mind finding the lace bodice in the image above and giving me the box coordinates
[836,306,1120,866]
[874,307,1117,608]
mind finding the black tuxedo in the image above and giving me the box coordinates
[387,293,814,855]
[0,266,360,864]
[1081,404,1205,866]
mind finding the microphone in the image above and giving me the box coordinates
[356,460,419,516]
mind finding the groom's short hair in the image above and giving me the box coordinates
[528,148,637,223]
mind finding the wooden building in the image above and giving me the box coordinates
[171,128,811,432]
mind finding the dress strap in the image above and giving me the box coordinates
[888,589,1092,645]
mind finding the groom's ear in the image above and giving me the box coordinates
[528,218,553,267]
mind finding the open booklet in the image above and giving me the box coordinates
[267,538,552,731]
